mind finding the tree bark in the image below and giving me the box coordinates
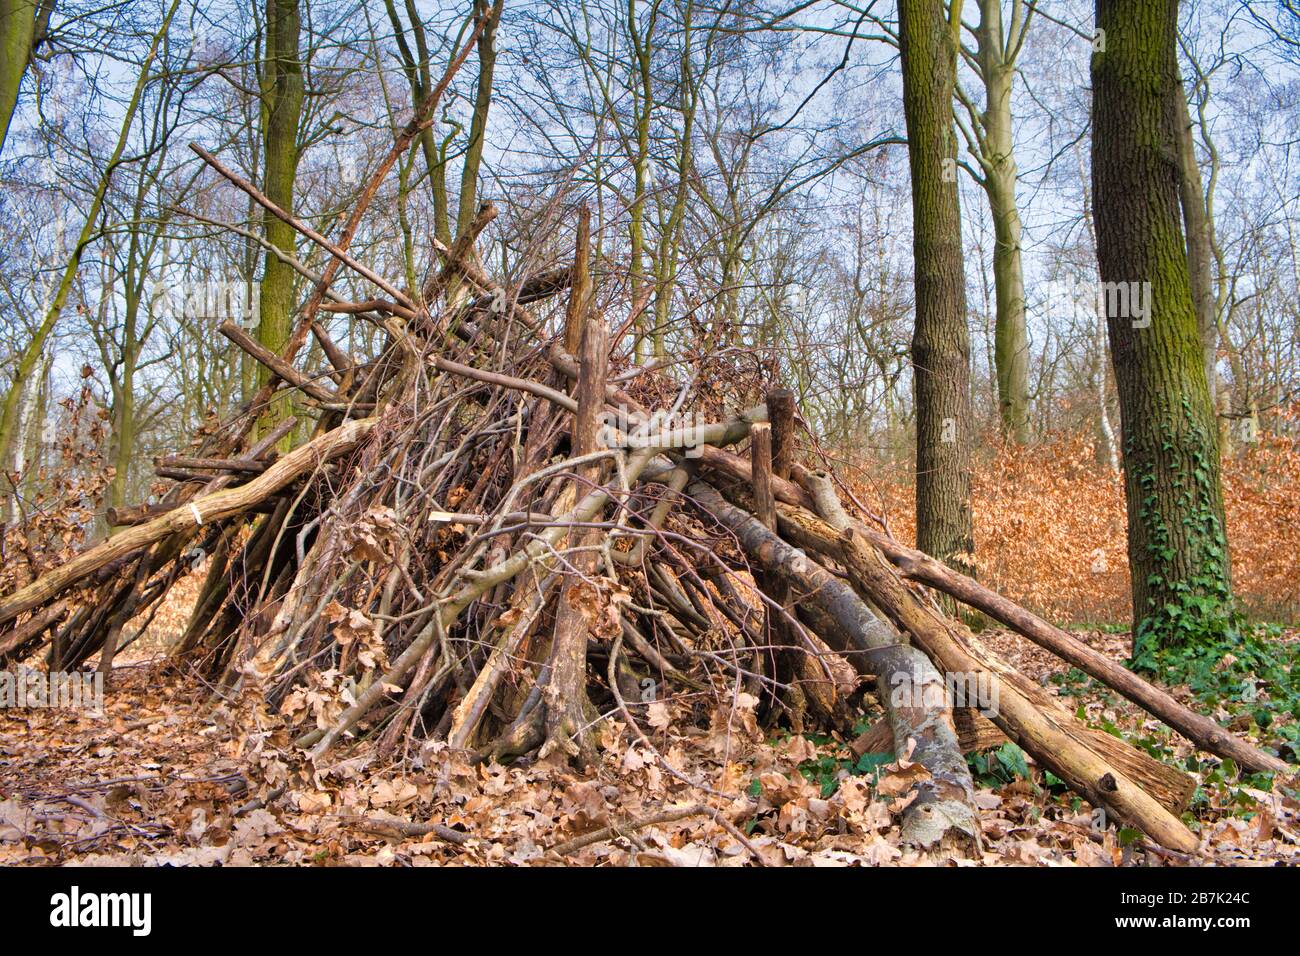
[257,0,304,433]
[1092,0,1233,654]
[542,303,608,764]
[899,0,975,575]
[974,0,1031,442]
[454,0,502,241]
[690,481,979,848]
[1174,72,1217,402]
[0,0,51,156]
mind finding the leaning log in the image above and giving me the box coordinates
[771,496,1199,852]
[107,498,283,527]
[690,481,979,849]
[809,484,1289,776]
[0,418,376,628]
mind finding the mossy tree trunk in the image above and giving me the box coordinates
[455,0,502,243]
[899,0,975,575]
[1091,0,1233,655]
[0,0,53,156]
[257,0,304,436]
[1173,71,1217,404]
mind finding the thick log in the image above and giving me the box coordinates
[690,481,979,848]
[156,455,269,474]
[462,266,575,314]
[695,446,1285,777]
[750,422,816,726]
[544,304,608,762]
[750,424,777,529]
[766,388,796,480]
[0,418,376,628]
[771,498,1198,852]
[156,465,252,484]
[814,490,1289,776]
[117,500,284,527]
[515,266,575,304]
[319,299,416,320]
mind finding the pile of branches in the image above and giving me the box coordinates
[2,121,1291,856]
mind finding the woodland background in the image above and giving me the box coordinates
[2,0,1297,633]
[2,0,1300,869]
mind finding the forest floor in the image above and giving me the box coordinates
[2,626,1297,867]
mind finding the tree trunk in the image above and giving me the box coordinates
[455,0,502,241]
[1091,0,1233,655]
[0,0,50,155]
[975,0,1031,443]
[1173,73,1217,404]
[5,351,49,525]
[108,243,147,522]
[899,0,975,576]
[257,0,304,434]
[541,284,607,765]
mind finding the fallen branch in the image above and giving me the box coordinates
[0,418,376,627]
[332,812,471,846]
[689,480,979,849]
[771,489,1199,852]
[548,801,756,858]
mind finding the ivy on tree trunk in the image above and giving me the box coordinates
[1091,0,1234,656]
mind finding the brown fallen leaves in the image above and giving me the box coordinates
[2,635,1298,867]
[847,424,1300,624]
